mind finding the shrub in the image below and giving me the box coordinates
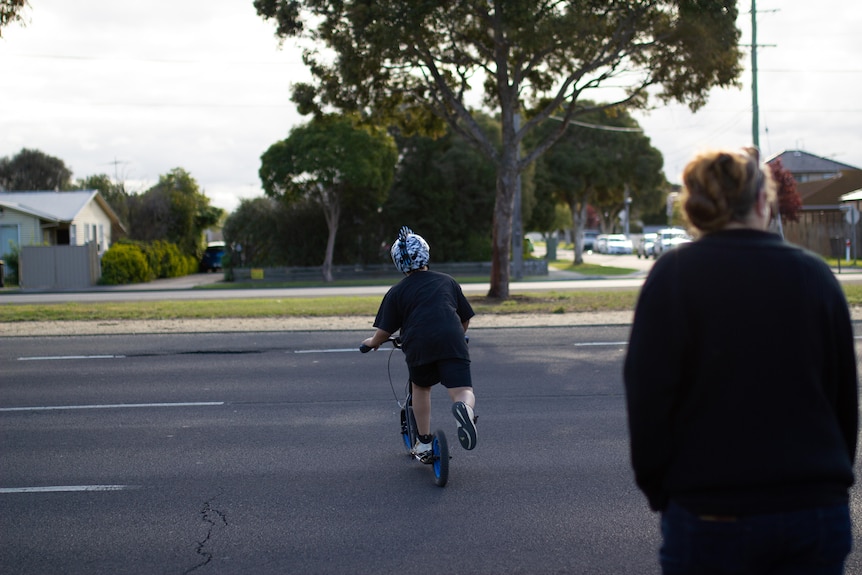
[143,240,188,279]
[100,243,150,285]
[1,243,19,285]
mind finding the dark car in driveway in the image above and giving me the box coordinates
[583,230,599,252]
[199,242,225,272]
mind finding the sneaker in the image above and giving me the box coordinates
[452,402,477,450]
[412,439,433,460]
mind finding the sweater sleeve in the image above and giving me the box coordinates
[623,253,688,511]
[823,274,859,464]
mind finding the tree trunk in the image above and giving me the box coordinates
[321,196,340,283]
[571,202,589,265]
[488,160,518,299]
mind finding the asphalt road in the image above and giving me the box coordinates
[3,327,862,575]
[1,327,654,574]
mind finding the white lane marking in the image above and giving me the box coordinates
[574,342,628,347]
[18,355,125,361]
[0,485,140,494]
[0,401,224,413]
[294,348,358,353]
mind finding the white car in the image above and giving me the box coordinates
[605,234,634,255]
[594,234,609,254]
[653,228,692,259]
[637,233,656,259]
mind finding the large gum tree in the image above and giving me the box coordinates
[255,0,743,298]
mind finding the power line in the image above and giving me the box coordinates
[549,116,642,133]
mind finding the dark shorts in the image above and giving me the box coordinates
[409,358,472,389]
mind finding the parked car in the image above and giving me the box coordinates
[199,241,225,272]
[637,233,656,259]
[605,234,634,254]
[653,228,692,259]
[594,234,609,254]
[582,229,599,252]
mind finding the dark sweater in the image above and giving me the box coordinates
[624,229,857,515]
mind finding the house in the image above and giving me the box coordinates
[766,151,862,257]
[0,190,125,288]
[767,150,862,207]
[768,150,860,185]
[0,190,124,256]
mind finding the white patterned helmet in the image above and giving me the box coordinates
[390,226,430,274]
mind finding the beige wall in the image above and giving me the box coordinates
[71,200,114,252]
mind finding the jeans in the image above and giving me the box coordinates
[660,501,852,575]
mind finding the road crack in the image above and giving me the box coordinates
[184,495,228,574]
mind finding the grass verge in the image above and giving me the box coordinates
[0,290,643,323]
[2,269,860,323]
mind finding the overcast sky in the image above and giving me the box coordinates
[2,1,860,213]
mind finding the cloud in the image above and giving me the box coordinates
[2,0,860,214]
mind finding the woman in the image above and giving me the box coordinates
[624,148,857,574]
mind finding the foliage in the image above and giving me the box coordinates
[259,114,398,281]
[768,158,802,223]
[73,173,131,233]
[255,0,744,298]
[532,104,666,263]
[99,243,150,285]
[222,197,290,267]
[99,239,194,285]
[0,148,73,191]
[1,242,19,284]
[141,240,197,279]
[0,0,27,38]
[126,168,224,257]
[381,116,499,263]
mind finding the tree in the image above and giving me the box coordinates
[383,114,500,263]
[73,173,131,235]
[768,158,802,223]
[532,106,666,263]
[259,114,397,282]
[222,197,291,267]
[127,168,224,257]
[0,0,27,37]
[0,148,73,191]
[255,0,744,298]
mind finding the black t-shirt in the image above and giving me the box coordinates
[374,270,474,366]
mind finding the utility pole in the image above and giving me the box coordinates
[751,0,759,148]
[749,1,783,237]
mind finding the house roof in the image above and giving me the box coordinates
[0,190,124,230]
[0,198,62,221]
[796,170,862,206]
[766,150,860,174]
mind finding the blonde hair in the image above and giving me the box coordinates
[681,147,777,233]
